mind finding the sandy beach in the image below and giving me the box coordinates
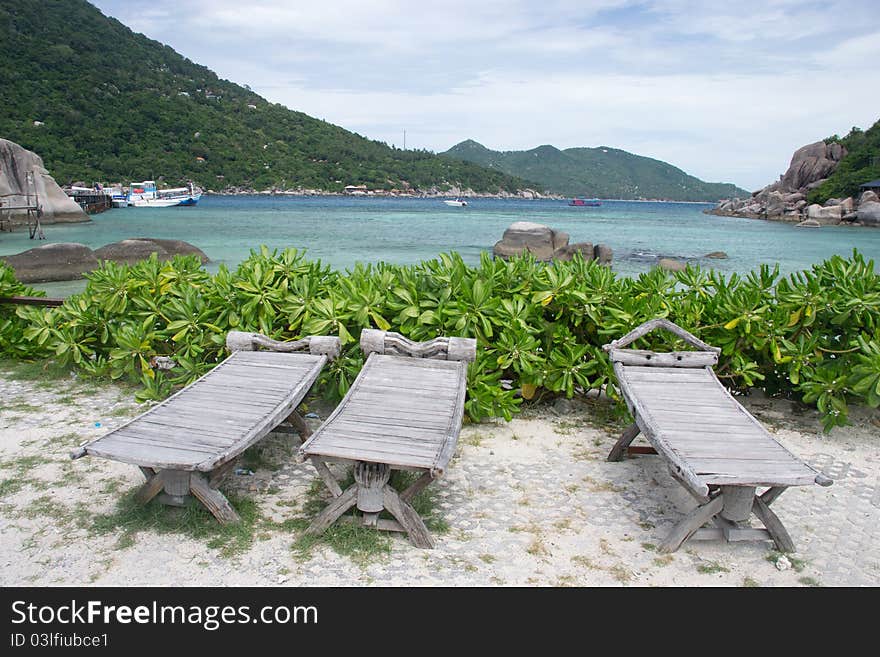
[1,364,877,587]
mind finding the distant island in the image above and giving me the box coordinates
[442,140,749,202]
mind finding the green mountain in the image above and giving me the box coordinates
[443,140,749,201]
[0,0,531,193]
[808,119,880,204]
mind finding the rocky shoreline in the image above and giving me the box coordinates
[706,140,879,227]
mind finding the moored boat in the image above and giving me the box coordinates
[569,198,601,207]
[443,198,468,207]
[127,181,202,207]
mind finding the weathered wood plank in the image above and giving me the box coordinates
[190,472,241,524]
[658,496,723,553]
[610,349,718,367]
[607,423,640,462]
[752,495,796,552]
[602,318,720,354]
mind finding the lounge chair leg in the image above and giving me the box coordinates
[311,457,343,498]
[138,466,157,480]
[607,423,640,462]
[305,484,358,536]
[190,472,241,524]
[760,486,786,506]
[400,471,434,503]
[752,495,796,553]
[134,468,165,505]
[286,410,312,440]
[383,485,434,549]
[208,460,238,488]
[659,495,723,553]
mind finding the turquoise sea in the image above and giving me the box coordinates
[2,196,880,296]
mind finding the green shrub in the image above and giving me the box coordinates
[2,248,879,431]
[0,264,46,358]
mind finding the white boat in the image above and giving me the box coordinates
[127,181,202,207]
[443,198,468,207]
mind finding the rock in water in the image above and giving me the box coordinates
[658,258,687,272]
[0,243,98,282]
[1,238,208,282]
[704,251,728,259]
[94,238,209,265]
[553,242,594,262]
[0,138,88,224]
[493,221,612,264]
[493,221,560,261]
[594,244,613,264]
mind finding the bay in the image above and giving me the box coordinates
[2,195,879,297]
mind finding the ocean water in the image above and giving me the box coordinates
[2,195,880,296]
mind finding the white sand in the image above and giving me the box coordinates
[1,368,877,587]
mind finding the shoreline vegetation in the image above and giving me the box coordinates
[2,248,878,435]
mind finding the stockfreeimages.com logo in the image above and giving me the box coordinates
[11,599,317,632]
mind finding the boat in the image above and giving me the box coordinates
[127,181,202,207]
[443,198,468,207]
[569,198,601,207]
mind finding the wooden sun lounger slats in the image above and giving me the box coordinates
[603,318,832,552]
[72,331,340,524]
[298,329,476,548]
[80,351,326,472]
[302,354,466,474]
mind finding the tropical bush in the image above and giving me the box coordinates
[0,265,44,358]
[2,248,879,431]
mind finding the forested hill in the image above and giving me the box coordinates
[0,0,532,193]
[443,140,749,201]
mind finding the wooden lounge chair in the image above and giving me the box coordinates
[603,318,832,553]
[298,329,476,548]
[71,332,340,523]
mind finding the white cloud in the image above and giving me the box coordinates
[91,0,880,189]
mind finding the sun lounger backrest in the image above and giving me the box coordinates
[602,318,719,368]
[360,329,476,362]
[227,331,341,359]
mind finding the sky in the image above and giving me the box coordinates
[91,0,880,191]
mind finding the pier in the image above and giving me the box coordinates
[0,171,45,239]
[67,187,113,214]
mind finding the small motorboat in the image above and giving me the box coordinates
[569,198,601,207]
[443,198,468,207]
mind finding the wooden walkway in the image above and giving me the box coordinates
[299,329,475,548]
[73,332,339,523]
[604,319,832,552]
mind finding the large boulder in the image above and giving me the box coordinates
[764,190,787,216]
[806,203,843,225]
[779,141,846,192]
[860,190,879,206]
[0,243,98,282]
[857,201,880,227]
[0,138,88,224]
[493,222,563,261]
[93,238,209,265]
[593,243,613,264]
[493,222,612,264]
[553,242,593,262]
